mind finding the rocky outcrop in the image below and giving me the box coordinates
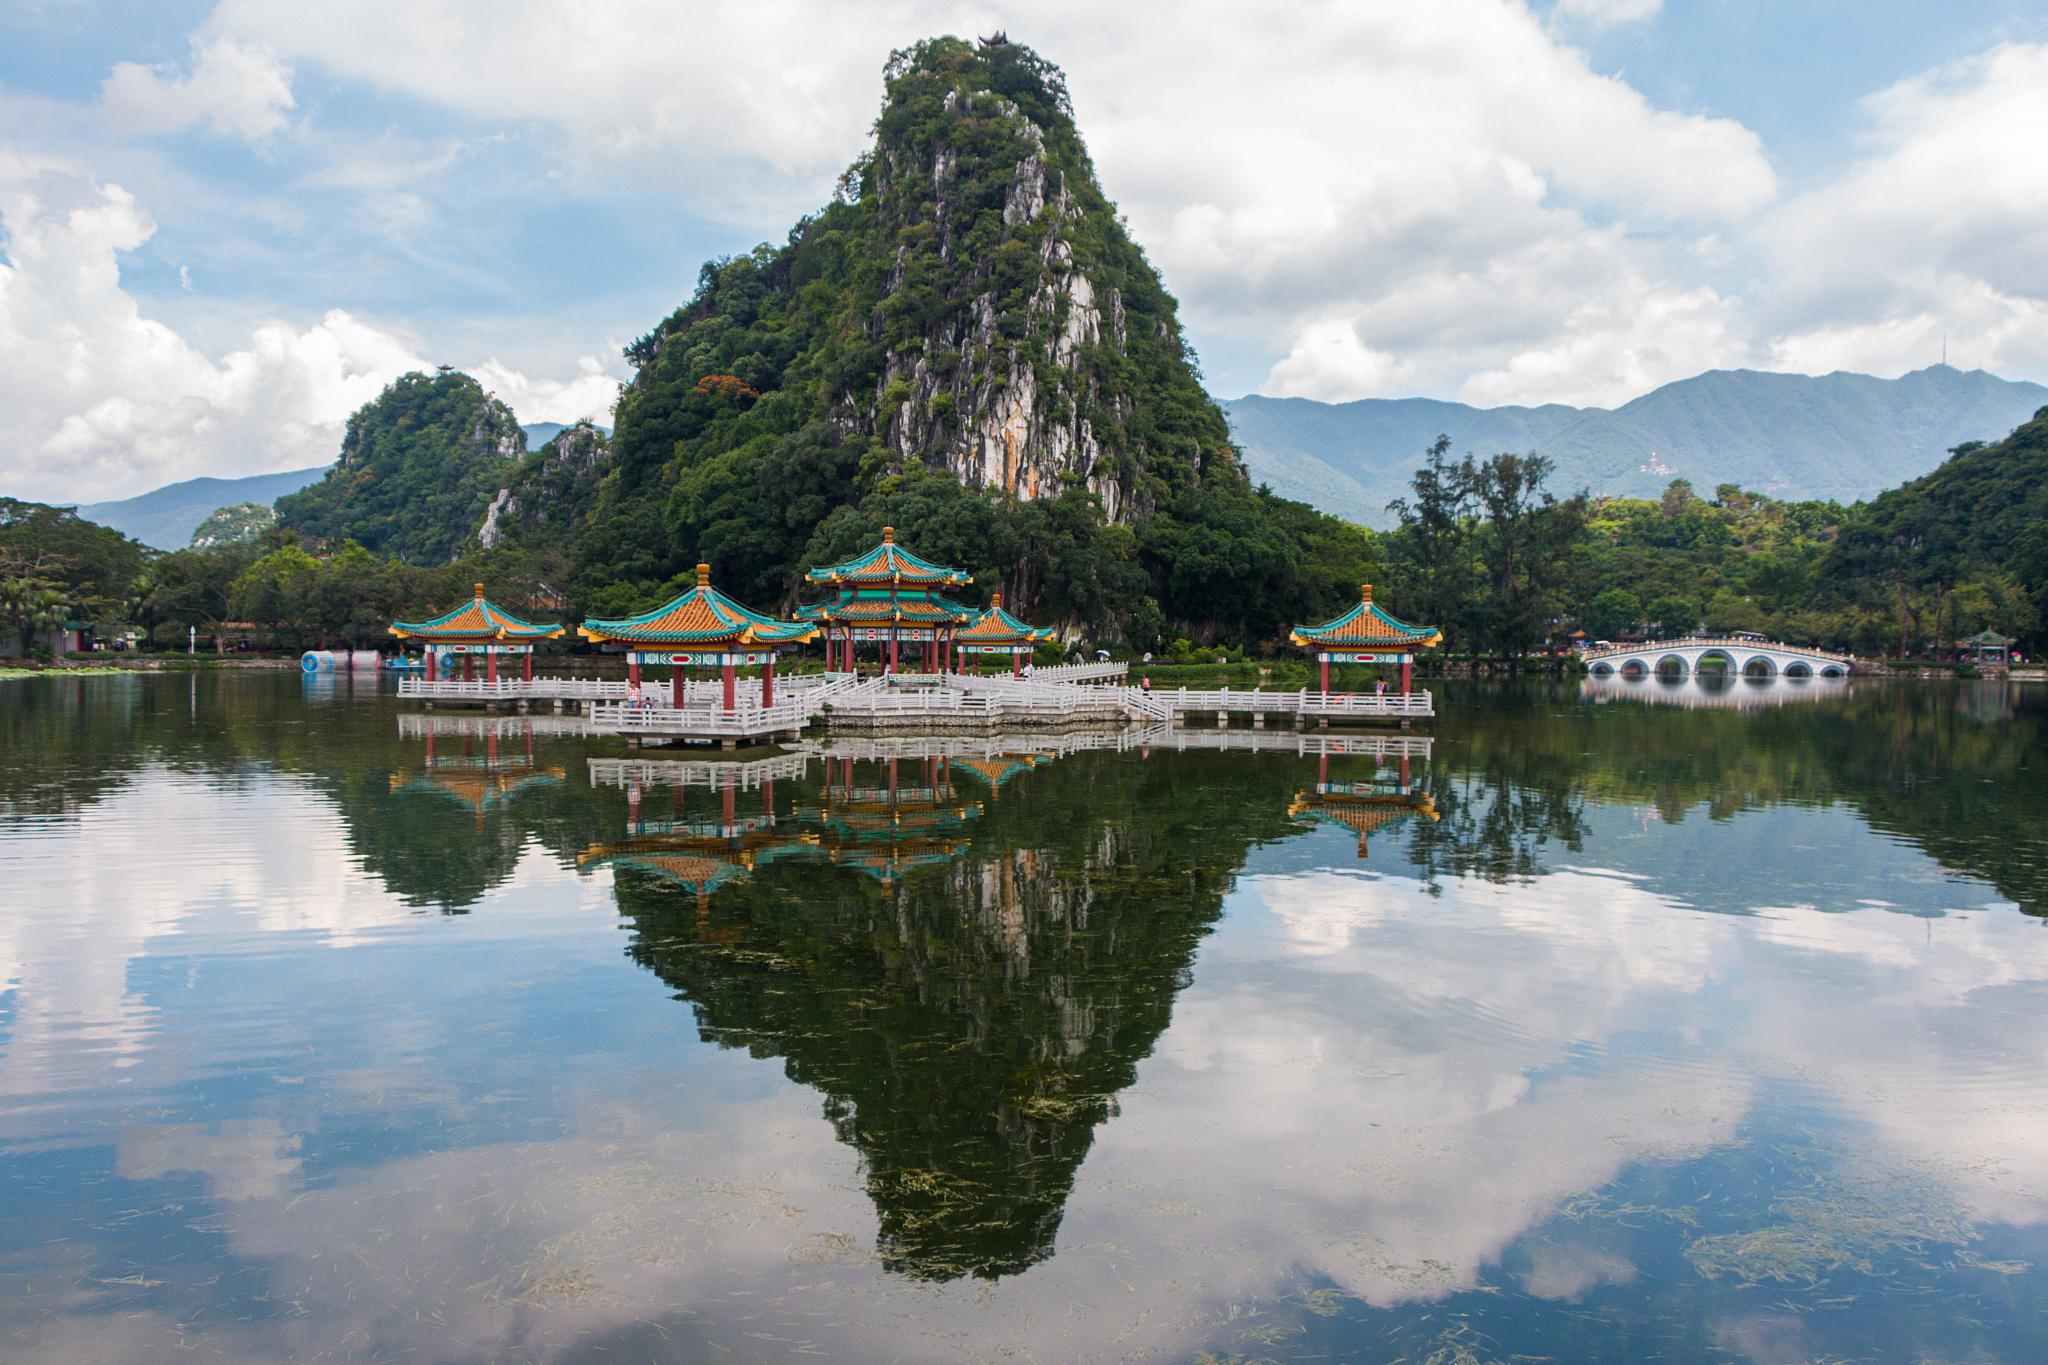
[478,421,608,549]
[840,86,1144,522]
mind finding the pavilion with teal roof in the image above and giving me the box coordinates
[953,591,1056,677]
[389,583,564,683]
[1289,583,1442,694]
[797,526,978,674]
[579,563,818,711]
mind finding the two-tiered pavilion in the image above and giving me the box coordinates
[953,592,1056,677]
[578,564,817,711]
[797,527,977,674]
[1289,584,1442,694]
[389,583,564,682]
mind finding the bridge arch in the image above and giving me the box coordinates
[1820,663,1846,678]
[1694,649,1737,674]
[1742,654,1778,678]
[1784,661,1812,680]
[1654,654,1690,677]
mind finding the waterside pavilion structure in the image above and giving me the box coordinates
[953,592,1056,677]
[797,527,975,674]
[389,584,564,682]
[578,564,817,710]
[1289,584,1442,694]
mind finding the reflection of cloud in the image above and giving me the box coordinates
[1518,1239,1638,1300]
[117,1119,303,1201]
[0,770,417,1102]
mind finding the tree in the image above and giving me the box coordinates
[1583,587,1642,641]
[1464,452,1588,666]
[1386,437,1476,651]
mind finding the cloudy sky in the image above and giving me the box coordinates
[3,0,2046,502]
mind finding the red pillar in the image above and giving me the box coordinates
[671,665,683,708]
[523,650,532,682]
[629,656,641,689]
[1400,658,1413,694]
[761,655,774,708]
[1013,651,1022,678]
[889,630,899,673]
[1320,657,1330,694]
[463,654,473,682]
[487,650,497,684]
[722,660,736,713]
[426,651,437,682]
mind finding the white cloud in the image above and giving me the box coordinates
[1553,0,1663,27]
[100,36,297,143]
[0,153,623,500]
[194,0,1776,409]
[1759,43,2048,381]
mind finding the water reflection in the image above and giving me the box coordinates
[2,674,2046,1361]
[1581,672,1852,708]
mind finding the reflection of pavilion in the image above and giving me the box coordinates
[582,750,989,897]
[1290,741,1437,859]
[388,721,565,815]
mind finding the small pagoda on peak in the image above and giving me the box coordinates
[578,564,817,711]
[390,583,563,682]
[1289,584,1442,694]
[953,591,1056,677]
[797,526,977,674]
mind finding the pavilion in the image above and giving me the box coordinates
[953,591,1056,677]
[797,526,976,674]
[1956,629,2016,669]
[577,564,817,711]
[389,583,564,683]
[1289,584,1442,694]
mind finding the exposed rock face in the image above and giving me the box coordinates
[478,421,608,549]
[611,37,1237,548]
[846,88,1137,521]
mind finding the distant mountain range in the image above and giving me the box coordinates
[1223,365,2048,527]
[76,467,330,550]
[69,424,603,549]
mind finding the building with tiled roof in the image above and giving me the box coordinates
[390,583,563,682]
[579,564,818,709]
[799,527,978,673]
[1289,584,1442,694]
[953,591,1056,676]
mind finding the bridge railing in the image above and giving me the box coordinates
[1579,636,1855,664]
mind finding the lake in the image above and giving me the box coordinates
[1,671,2044,1362]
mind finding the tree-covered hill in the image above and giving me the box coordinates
[1823,405,2048,648]
[582,35,1370,640]
[277,371,525,564]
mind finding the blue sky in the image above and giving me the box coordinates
[3,0,2046,500]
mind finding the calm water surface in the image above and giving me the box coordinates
[1,671,2044,1362]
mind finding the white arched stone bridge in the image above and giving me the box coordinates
[1581,636,1854,679]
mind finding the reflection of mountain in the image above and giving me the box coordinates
[608,749,1308,1280]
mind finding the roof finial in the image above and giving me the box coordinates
[1361,583,1373,604]
[991,590,1003,609]
[882,525,895,544]
[474,581,486,599]
[696,562,711,587]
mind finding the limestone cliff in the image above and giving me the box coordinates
[607,36,1238,537]
[478,421,609,549]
